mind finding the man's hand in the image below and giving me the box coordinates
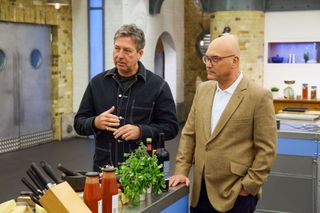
[169,175,190,187]
[239,186,250,196]
[113,124,141,141]
[94,106,120,131]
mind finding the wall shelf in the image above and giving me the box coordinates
[268,42,320,64]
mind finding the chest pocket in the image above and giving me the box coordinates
[130,100,154,125]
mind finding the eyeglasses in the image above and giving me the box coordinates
[202,55,235,64]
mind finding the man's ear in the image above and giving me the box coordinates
[138,49,144,59]
[233,55,240,66]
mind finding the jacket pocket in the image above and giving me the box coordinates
[130,100,154,124]
[230,161,248,176]
[229,117,251,125]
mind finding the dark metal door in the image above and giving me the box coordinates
[0,23,19,151]
[0,22,52,153]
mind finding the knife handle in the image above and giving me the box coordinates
[31,162,54,189]
[21,177,41,199]
[26,169,45,192]
[40,160,63,184]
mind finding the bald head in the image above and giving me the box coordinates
[207,34,240,57]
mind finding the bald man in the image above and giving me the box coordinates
[169,34,277,212]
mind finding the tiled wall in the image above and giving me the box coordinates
[0,0,73,140]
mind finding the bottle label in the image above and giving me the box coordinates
[163,161,170,179]
[98,199,102,213]
[112,194,119,213]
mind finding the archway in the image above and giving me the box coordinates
[154,32,177,101]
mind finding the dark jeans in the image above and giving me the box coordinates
[190,179,258,213]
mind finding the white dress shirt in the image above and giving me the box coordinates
[211,72,243,133]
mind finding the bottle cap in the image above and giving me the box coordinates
[102,167,116,172]
[85,172,99,177]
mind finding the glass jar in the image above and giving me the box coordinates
[83,172,102,213]
[101,167,118,213]
[311,86,317,99]
[302,83,308,99]
[283,80,295,99]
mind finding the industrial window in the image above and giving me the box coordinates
[88,0,105,79]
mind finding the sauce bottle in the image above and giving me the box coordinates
[146,137,153,156]
[302,83,308,99]
[101,167,118,213]
[83,172,102,213]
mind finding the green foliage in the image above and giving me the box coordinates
[116,143,166,205]
[304,52,309,60]
[270,87,279,92]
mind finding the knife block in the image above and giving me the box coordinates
[39,181,90,213]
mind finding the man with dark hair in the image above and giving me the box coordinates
[74,24,179,171]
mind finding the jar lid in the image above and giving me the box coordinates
[102,167,116,172]
[85,172,99,177]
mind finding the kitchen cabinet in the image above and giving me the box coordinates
[256,120,320,213]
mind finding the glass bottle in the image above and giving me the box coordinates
[311,86,317,99]
[302,83,308,99]
[146,137,153,156]
[83,172,102,213]
[155,133,170,191]
[101,167,118,213]
[283,80,295,99]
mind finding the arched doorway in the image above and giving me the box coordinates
[154,32,177,101]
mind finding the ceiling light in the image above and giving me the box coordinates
[46,0,69,10]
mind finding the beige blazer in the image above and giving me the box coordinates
[174,77,277,212]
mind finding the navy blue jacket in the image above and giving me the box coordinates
[74,62,179,171]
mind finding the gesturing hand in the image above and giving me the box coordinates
[113,124,141,141]
[94,106,120,131]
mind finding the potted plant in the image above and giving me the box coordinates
[303,52,309,63]
[271,87,279,99]
[116,143,166,205]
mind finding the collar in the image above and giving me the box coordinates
[104,61,146,81]
[216,72,243,94]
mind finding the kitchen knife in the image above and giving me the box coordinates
[40,160,63,184]
[21,177,41,199]
[31,162,55,189]
[26,169,45,193]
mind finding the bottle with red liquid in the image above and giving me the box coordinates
[302,83,308,99]
[83,172,102,213]
[146,137,153,156]
[101,167,118,213]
